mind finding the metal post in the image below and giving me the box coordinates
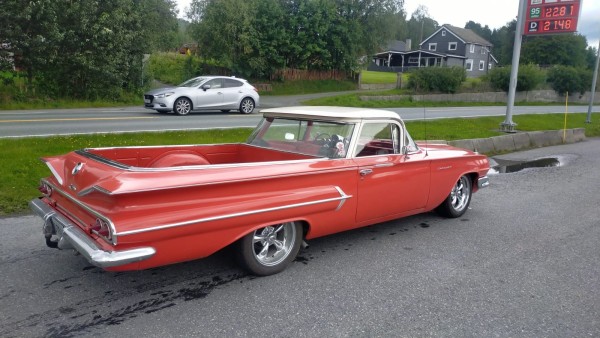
[586,39,600,124]
[501,0,527,133]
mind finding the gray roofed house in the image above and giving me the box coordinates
[371,24,498,77]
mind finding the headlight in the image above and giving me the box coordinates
[155,92,174,98]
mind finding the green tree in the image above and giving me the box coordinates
[521,34,589,68]
[406,5,438,49]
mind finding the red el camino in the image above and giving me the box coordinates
[30,106,490,276]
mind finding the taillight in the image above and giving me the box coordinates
[91,218,111,238]
[39,182,53,197]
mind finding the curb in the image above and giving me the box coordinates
[432,128,586,154]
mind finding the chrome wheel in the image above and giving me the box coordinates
[239,98,255,114]
[435,175,472,218]
[174,98,192,115]
[236,221,302,276]
[252,222,296,266]
[450,176,470,213]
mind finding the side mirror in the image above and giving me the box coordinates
[201,84,211,91]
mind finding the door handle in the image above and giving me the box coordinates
[359,169,373,176]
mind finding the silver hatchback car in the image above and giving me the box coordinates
[144,76,260,115]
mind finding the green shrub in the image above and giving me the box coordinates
[547,65,592,95]
[488,64,545,92]
[407,67,467,93]
[147,52,230,86]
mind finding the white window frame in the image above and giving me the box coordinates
[479,60,485,71]
[429,43,437,51]
[470,44,475,53]
[448,42,457,51]
[466,59,473,71]
[481,48,486,55]
[442,30,446,36]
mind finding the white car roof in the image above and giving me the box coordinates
[260,106,403,124]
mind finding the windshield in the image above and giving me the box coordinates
[178,77,207,88]
[247,117,356,158]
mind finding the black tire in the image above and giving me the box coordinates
[235,221,302,276]
[239,97,255,114]
[435,175,472,218]
[174,97,192,115]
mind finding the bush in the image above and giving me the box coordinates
[407,67,467,93]
[547,65,592,95]
[147,52,230,86]
[488,64,545,92]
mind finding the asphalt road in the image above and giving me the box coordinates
[1,139,599,337]
[1,95,598,138]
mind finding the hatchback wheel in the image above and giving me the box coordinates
[174,97,192,115]
[239,98,255,114]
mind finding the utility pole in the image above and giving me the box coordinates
[587,39,600,124]
[500,0,527,133]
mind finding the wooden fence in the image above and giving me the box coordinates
[271,68,352,81]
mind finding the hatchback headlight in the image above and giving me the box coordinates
[155,92,174,98]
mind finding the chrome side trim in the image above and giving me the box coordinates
[29,199,155,268]
[79,167,358,196]
[43,179,118,245]
[117,186,353,237]
[478,176,490,189]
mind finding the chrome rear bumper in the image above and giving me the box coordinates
[29,199,156,268]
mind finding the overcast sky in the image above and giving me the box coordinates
[175,0,599,48]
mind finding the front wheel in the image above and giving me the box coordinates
[436,175,472,218]
[235,221,302,276]
[239,98,255,114]
[174,97,192,115]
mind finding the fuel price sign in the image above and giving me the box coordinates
[524,0,582,35]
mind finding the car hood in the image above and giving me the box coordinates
[145,87,177,95]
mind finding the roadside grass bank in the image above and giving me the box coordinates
[302,93,593,107]
[1,113,597,215]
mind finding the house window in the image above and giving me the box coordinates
[408,57,418,63]
[466,59,473,71]
[481,48,486,55]
[479,60,485,71]
[442,30,446,36]
[429,43,437,51]
[470,44,475,53]
[448,42,457,51]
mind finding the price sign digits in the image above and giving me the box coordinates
[524,0,581,35]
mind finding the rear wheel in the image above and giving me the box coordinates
[239,97,255,114]
[174,97,192,115]
[235,221,302,276]
[436,175,472,218]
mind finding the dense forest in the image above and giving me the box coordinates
[0,0,597,100]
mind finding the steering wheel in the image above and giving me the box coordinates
[314,133,331,145]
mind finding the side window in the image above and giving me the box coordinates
[204,79,223,89]
[355,123,400,157]
[224,79,243,88]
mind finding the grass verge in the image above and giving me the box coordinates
[1,113,597,215]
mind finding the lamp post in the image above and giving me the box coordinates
[587,39,600,124]
[500,0,527,133]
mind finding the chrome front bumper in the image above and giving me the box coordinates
[477,176,490,189]
[29,199,156,268]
